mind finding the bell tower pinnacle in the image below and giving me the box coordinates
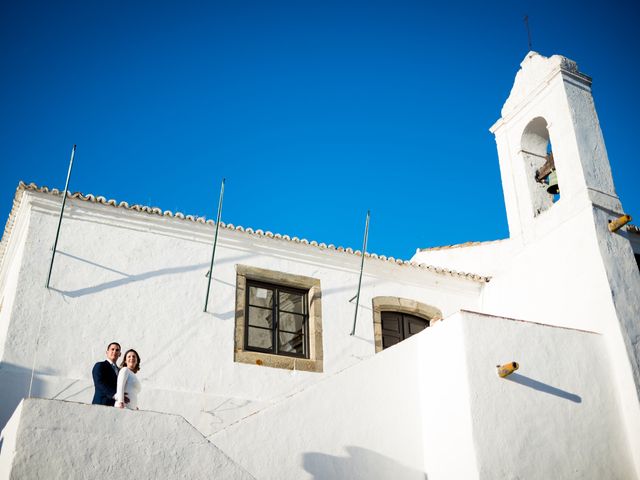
[490,51,620,243]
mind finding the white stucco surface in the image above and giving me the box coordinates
[0,398,254,479]
[417,315,478,480]
[411,239,517,278]
[211,311,634,479]
[0,192,31,363]
[461,311,633,479]
[214,313,466,480]
[488,51,640,475]
[0,402,22,477]
[0,190,482,436]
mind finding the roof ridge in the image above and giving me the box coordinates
[2,182,490,283]
[419,238,507,252]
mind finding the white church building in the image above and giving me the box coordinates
[1,52,639,479]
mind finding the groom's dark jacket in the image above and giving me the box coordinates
[92,360,117,406]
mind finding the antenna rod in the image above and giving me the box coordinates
[350,210,370,336]
[524,14,533,51]
[204,178,225,313]
[46,144,76,289]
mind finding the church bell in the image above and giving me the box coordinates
[547,170,559,194]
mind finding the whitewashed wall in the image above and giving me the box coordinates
[211,310,634,479]
[0,190,483,435]
[479,206,612,331]
[190,310,477,480]
[488,52,640,475]
[0,398,255,479]
[412,239,518,278]
[0,192,31,363]
[461,311,634,479]
[413,207,640,477]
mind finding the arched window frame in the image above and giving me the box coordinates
[371,296,442,353]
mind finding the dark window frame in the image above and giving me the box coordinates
[380,311,429,350]
[244,280,310,359]
[371,296,442,353]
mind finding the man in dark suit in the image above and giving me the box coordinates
[92,342,121,406]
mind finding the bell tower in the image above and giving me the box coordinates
[490,51,620,243]
[489,52,640,474]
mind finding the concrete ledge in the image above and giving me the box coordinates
[0,398,255,479]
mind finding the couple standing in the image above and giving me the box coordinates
[91,342,142,410]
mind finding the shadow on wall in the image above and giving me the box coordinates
[50,250,256,298]
[0,362,44,432]
[507,373,582,403]
[50,263,209,298]
[303,446,427,480]
[0,362,96,433]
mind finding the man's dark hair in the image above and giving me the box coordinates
[106,342,121,351]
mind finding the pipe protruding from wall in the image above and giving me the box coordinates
[608,214,632,233]
[497,361,519,378]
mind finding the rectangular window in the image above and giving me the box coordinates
[245,281,309,358]
[234,265,323,372]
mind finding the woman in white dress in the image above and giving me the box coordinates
[115,349,141,410]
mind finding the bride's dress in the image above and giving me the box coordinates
[115,367,141,410]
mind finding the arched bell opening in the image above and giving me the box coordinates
[521,117,560,216]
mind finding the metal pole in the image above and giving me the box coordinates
[350,210,370,336]
[524,15,533,51]
[45,144,76,289]
[204,178,225,312]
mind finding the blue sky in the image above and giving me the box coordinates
[1,0,638,260]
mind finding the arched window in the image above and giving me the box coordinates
[371,297,442,352]
[521,117,560,216]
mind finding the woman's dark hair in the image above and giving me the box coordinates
[120,349,141,373]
